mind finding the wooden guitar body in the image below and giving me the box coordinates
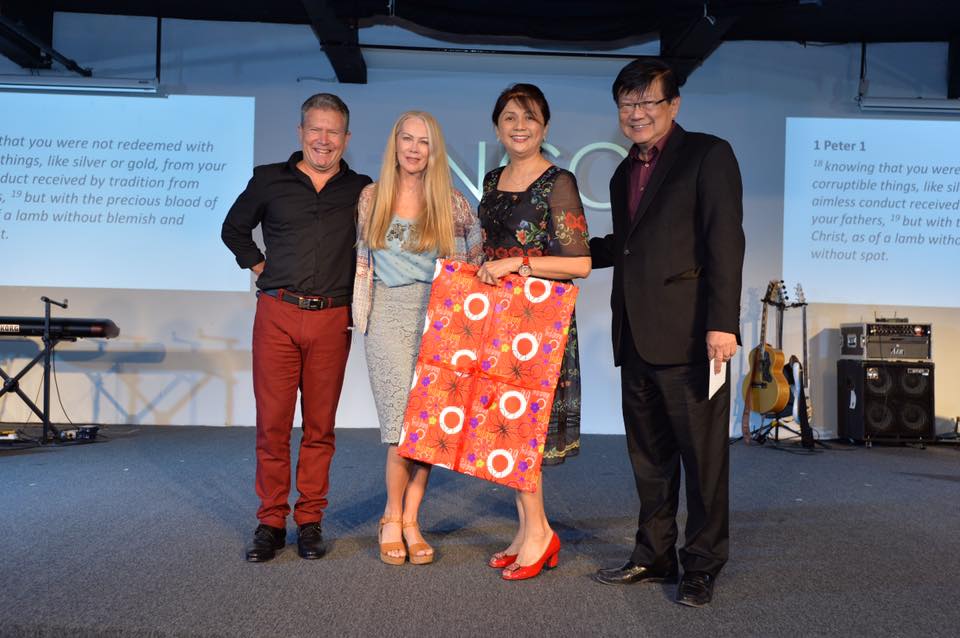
[741,342,790,415]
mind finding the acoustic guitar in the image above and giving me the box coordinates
[741,280,791,416]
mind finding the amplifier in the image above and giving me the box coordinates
[840,322,931,360]
[837,359,935,443]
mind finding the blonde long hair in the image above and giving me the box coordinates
[365,111,455,256]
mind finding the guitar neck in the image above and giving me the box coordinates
[749,294,771,382]
[777,304,784,349]
[801,305,809,382]
[758,298,769,347]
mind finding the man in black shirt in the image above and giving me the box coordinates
[222,93,372,562]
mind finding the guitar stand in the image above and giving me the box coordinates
[0,297,70,444]
[752,414,829,449]
[752,416,802,445]
[936,418,960,445]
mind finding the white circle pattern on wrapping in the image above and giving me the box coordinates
[410,369,419,390]
[451,349,477,366]
[499,390,527,420]
[511,332,539,361]
[423,312,430,335]
[524,277,552,303]
[439,406,464,434]
[433,259,443,280]
[463,292,490,321]
[486,449,515,479]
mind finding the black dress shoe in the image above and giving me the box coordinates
[592,560,679,586]
[245,524,285,562]
[297,522,327,559]
[676,571,716,607]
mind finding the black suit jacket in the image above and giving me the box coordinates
[590,124,745,366]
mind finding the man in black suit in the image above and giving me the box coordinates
[589,59,745,607]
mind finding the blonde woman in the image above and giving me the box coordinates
[353,111,483,565]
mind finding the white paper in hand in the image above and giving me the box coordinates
[708,359,727,400]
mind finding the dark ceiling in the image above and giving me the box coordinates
[2,1,959,85]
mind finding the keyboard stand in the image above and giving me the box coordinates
[0,297,71,443]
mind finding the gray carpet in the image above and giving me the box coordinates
[1,426,958,637]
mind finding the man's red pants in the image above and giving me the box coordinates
[251,292,351,528]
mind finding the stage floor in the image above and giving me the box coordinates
[1,426,958,637]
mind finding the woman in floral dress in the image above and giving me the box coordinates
[476,83,591,580]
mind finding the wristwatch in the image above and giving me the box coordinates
[518,255,532,277]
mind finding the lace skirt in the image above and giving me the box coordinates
[364,280,432,444]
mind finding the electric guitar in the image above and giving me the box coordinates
[741,281,791,416]
[794,284,815,447]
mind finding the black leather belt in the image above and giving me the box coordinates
[261,288,351,310]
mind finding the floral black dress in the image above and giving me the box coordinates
[478,165,590,465]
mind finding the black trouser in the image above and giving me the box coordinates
[619,320,730,577]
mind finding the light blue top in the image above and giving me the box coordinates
[372,216,438,286]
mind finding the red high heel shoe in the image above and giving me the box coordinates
[488,551,518,568]
[501,533,560,581]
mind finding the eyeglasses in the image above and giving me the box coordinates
[618,98,670,114]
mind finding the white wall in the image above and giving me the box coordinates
[0,14,956,438]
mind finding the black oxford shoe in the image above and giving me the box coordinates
[297,522,327,559]
[592,560,679,586]
[245,524,285,562]
[676,571,716,607]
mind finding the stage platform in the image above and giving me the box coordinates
[1,426,958,637]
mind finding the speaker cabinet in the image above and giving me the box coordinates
[837,359,935,442]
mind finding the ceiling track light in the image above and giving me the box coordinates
[857,96,960,115]
[0,74,159,94]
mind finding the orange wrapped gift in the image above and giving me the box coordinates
[397,259,577,492]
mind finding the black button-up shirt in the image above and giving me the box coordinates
[221,152,372,297]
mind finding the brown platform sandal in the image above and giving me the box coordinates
[403,521,434,565]
[378,516,406,566]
